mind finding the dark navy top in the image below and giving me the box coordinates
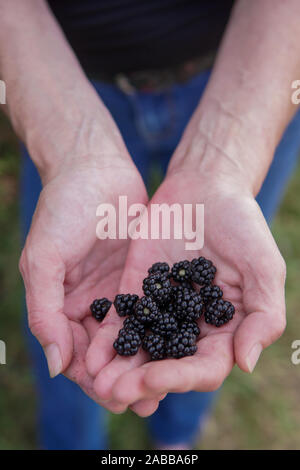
[47,0,234,74]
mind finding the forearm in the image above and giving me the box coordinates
[169,0,300,196]
[0,0,128,182]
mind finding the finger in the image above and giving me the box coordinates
[61,320,130,412]
[130,398,160,417]
[85,306,122,377]
[234,311,286,373]
[20,243,73,378]
[99,401,129,415]
[95,397,160,416]
[131,332,234,399]
[63,319,106,403]
[234,255,286,373]
[93,348,149,401]
[112,364,168,404]
[111,364,152,404]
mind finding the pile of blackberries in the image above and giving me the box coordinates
[90,257,235,360]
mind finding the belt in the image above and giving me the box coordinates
[92,53,214,93]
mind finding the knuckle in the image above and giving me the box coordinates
[278,256,287,282]
[271,252,286,284]
[256,251,286,286]
[25,246,41,271]
[19,249,27,277]
[272,316,286,340]
[19,245,40,277]
[28,312,45,340]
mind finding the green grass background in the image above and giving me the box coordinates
[1,113,300,450]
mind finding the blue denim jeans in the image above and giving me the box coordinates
[21,70,300,449]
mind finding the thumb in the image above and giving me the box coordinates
[234,254,286,373]
[19,243,73,377]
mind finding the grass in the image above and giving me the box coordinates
[1,113,300,449]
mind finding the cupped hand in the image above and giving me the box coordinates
[88,169,286,414]
[19,154,148,408]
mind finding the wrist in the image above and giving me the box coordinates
[8,74,131,183]
[168,96,276,197]
[24,96,131,184]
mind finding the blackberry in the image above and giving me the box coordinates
[142,334,166,361]
[191,256,216,286]
[143,272,172,305]
[162,301,178,319]
[180,320,201,339]
[148,262,170,276]
[114,293,139,317]
[180,280,194,289]
[123,315,146,338]
[171,283,193,303]
[200,285,223,304]
[90,298,112,322]
[166,328,198,359]
[113,328,142,356]
[134,296,159,324]
[150,312,178,338]
[205,299,235,327]
[171,260,192,283]
[174,287,204,321]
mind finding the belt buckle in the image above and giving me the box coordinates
[114,57,210,94]
[115,73,136,95]
[115,71,166,94]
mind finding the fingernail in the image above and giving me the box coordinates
[44,343,62,378]
[246,343,262,373]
